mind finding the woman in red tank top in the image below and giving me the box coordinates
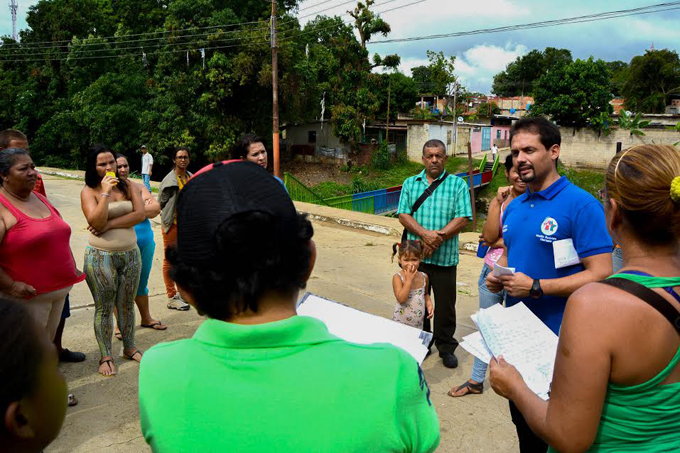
[0,149,85,341]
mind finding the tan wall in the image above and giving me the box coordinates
[560,127,680,169]
[407,124,473,161]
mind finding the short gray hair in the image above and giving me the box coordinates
[0,148,30,182]
[422,139,446,155]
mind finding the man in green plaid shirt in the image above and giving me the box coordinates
[397,139,472,369]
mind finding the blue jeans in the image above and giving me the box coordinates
[612,247,623,274]
[471,264,505,383]
[142,174,151,192]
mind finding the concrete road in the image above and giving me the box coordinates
[43,175,518,453]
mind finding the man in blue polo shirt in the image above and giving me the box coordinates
[486,117,612,453]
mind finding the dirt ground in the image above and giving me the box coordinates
[43,175,518,453]
[284,160,353,187]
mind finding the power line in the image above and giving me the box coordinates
[1,0,415,60]
[369,1,680,44]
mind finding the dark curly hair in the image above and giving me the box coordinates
[84,144,129,197]
[169,210,314,320]
[0,297,44,432]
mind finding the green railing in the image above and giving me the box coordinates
[478,153,488,172]
[492,153,500,175]
[284,173,330,206]
[324,194,375,214]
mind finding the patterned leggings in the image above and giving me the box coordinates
[84,246,142,357]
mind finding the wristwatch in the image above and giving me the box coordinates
[530,279,543,299]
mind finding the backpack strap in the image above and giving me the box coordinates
[601,277,680,335]
[401,172,449,243]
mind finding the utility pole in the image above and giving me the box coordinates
[271,0,280,178]
[385,78,391,144]
[9,0,18,42]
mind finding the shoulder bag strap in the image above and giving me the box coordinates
[601,277,680,335]
[401,172,449,242]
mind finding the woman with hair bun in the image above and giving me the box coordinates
[490,144,680,452]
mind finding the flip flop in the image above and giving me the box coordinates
[140,321,167,331]
[447,380,483,398]
[98,358,116,377]
[122,350,143,361]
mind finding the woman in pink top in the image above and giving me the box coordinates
[0,148,85,341]
[448,154,526,397]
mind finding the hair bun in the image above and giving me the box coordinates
[671,176,680,203]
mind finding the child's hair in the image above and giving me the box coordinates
[391,240,424,264]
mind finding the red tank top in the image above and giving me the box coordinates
[0,192,85,295]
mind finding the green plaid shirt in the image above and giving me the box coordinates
[397,170,473,267]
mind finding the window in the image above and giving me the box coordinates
[496,130,501,139]
[308,131,317,144]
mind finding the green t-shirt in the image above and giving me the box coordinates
[139,316,440,453]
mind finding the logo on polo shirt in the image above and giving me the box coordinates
[541,217,559,236]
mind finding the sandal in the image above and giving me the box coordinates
[140,321,167,331]
[68,394,78,407]
[447,380,484,397]
[122,350,143,361]
[98,358,116,377]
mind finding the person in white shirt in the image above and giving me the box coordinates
[141,146,153,191]
[492,144,499,162]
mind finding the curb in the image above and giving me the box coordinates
[300,210,401,237]
[39,168,83,180]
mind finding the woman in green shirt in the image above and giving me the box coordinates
[139,161,440,453]
[489,144,680,452]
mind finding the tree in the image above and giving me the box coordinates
[605,60,628,97]
[492,47,572,96]
[349,0,390,48]
[618,110,650,137]
[622,49,680,113]
[376,72,418,121]
[532,57,613,128]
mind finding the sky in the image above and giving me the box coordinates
[3,0,680,93]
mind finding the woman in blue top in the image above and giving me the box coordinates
[231,134,286,187]
[112,154,167,334]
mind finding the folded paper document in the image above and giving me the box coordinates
[297,293,433,364]
[460,303,558,400]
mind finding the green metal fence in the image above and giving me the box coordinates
[284,173,330,206]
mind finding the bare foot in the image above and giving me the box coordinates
[123,348,143,363]
[98,357,117,377]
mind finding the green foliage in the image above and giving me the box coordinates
[477,102,500,118]
[532,57,613,128]
[492,47,572,96]
[590,111,612,137]
[605,60,629,97]
[617,111,650,137]
[377,73,419,121]
[622,49,680,113]
[371,142,392,170]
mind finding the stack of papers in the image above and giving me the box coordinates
[297,293,433,364]
[460,303,558,400]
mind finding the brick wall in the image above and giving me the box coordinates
[560,127,680,169]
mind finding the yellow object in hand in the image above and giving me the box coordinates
[105,171,117,185]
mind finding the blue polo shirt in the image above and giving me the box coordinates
[502,176,612,334]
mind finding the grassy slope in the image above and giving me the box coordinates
[311,157,482,198]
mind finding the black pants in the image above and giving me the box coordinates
[509,401,548,453]
[419,263,458,355]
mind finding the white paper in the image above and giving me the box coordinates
[460,331,493,364]
[492,264,516,277]
[553,238,580,269]
[471,303,558,400]
[296,293,432,364]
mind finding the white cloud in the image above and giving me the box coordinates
[397,42,527,93]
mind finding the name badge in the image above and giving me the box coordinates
[553,238,580,269]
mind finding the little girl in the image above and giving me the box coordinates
[391,240,433,329]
